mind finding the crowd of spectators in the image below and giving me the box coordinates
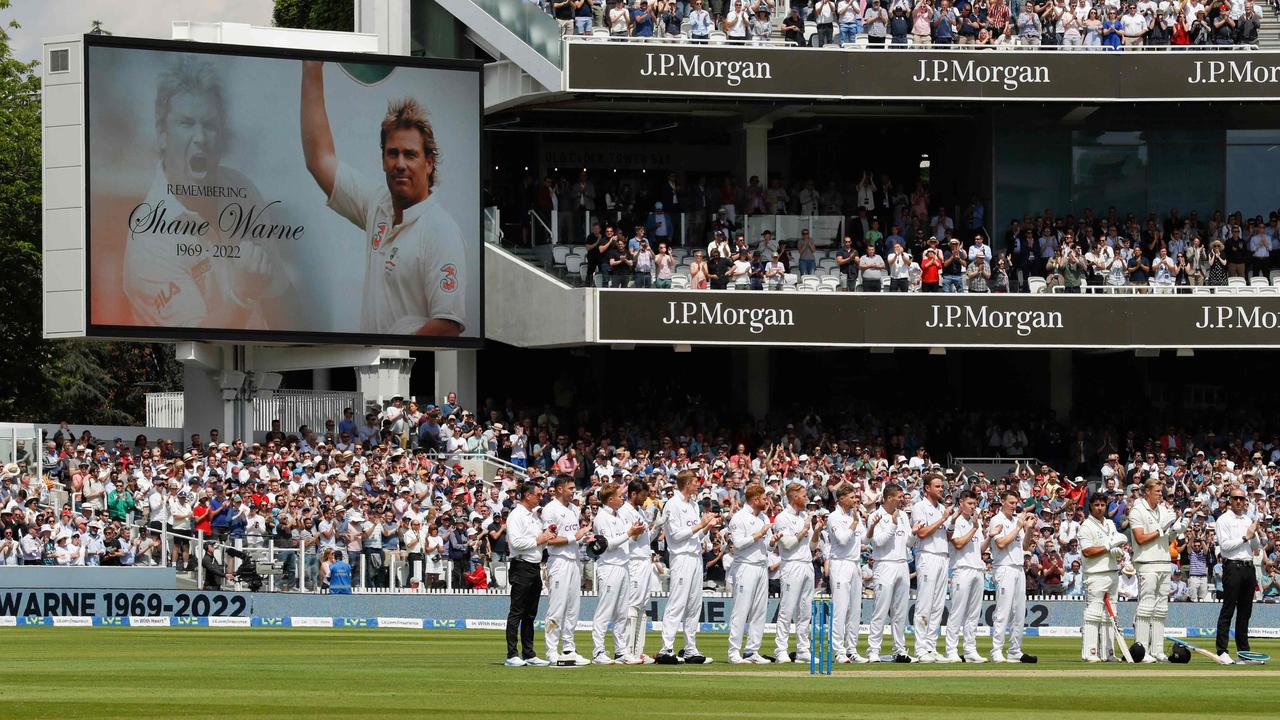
[560,168,1280,293]
[537,0,1265,47]
[3,395,1280,604]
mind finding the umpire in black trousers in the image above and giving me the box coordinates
[505,481,551,666]
[1214,494,1260,662]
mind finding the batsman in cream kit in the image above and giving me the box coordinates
[85,36,482,346]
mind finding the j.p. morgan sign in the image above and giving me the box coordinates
[565,42,1280,101]
[596,290,1280,348]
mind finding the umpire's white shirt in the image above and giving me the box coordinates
[327,162,467,334]
[507,503,542,563]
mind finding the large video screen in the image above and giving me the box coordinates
[85,36,482,346]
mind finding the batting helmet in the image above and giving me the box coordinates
[1169,644,1191,664]
[585,535,609,558]
[1129,642,1146,663]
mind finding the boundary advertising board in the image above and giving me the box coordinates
[566,42,1280,102]
[597,290,1280,348]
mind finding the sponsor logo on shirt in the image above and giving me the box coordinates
[373,222,388,249]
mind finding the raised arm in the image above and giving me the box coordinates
[301,61,338,198]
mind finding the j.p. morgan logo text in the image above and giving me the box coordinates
[926,304,1063,337]
[911,59,1049,91]
[1196,305,1280,329]
[662,301,794,334]
[1187,60,1280,84]
[640,53,772,87]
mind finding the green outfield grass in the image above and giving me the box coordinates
[0,629,1276,719]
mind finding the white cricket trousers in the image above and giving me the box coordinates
[592,563,629,658]
[774,561,814,658]
[624,557,655,658]
[1083,572,1118,660]
[944,566,983,657]
[868,560,909,658]
[728,563,767,658]
[1135,561,1171,654]
[660,553,703,653]
[991,564,1025,658]
[544,556,582,658]
[828,558,864,658]
[913,552,949,655]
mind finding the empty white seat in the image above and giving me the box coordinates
[783,273,798,286]
[1250,275,1269,286]
[1227,276,1247,287]
[1255,285,1279,295]
[1191,285,1214,295]
[1027,277,1047,294]
[565,256,583,274]
[552,246,571,265]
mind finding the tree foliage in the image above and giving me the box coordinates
[0,2,181,425]
[274,0,355,32]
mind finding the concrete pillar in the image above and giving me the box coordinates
[433,349,477,410]
[312,368,331,392]
[355,0,412,55]
[736,122,770,185]
[356,349,417,407]
[1049,350,1073,421]
[746,348,770,421]
[181,360,225,447]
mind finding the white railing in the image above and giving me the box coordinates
[146,390,365,432]
[566,33,1261,51]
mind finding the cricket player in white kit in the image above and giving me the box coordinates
[542,477,592,665]
[591,484,645,664]
[301,61,467,337]
[727,484,773,664]
[618,479,656,664]
[774,485,821,662]
[656,471,720,665]
[1130,476,1184,662]
[911,473,956,662]
[941,490,987,663]
[828,483,868,664]
[988,490,1036,663]
[868,484,914,662]
[1079,491,1125,662]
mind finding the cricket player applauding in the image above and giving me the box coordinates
[543,476,591,666]
[911,473,955,662]
[989,490,1037,663]
[656,471,720,665]
[618,479,655,664]
[828,483,869,664]
[941,490,986,663]
[591,484,645,665]
[727,484,773,664]
[1130,476,1183,662]
[868,484,914,663]
[1079,491,1125,662]
[774,484,822,663]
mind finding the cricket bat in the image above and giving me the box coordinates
[1102,593,1134,663]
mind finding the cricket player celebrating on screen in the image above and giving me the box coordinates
[1130,476,1183,662]
[868,484,914,663]
[125,57,282,329]
[774,484,821,663]
[1079,491,1126,662]
[618,479,655,664]
[941,490,986,664]
[591,484,644,665]
[300,60,466,336]
[656,471,720,665]
[828,483,869,664]
[911,473,956,663]
[727,484,773,664]
[989,490,1037,663]
[542,476,591,666]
